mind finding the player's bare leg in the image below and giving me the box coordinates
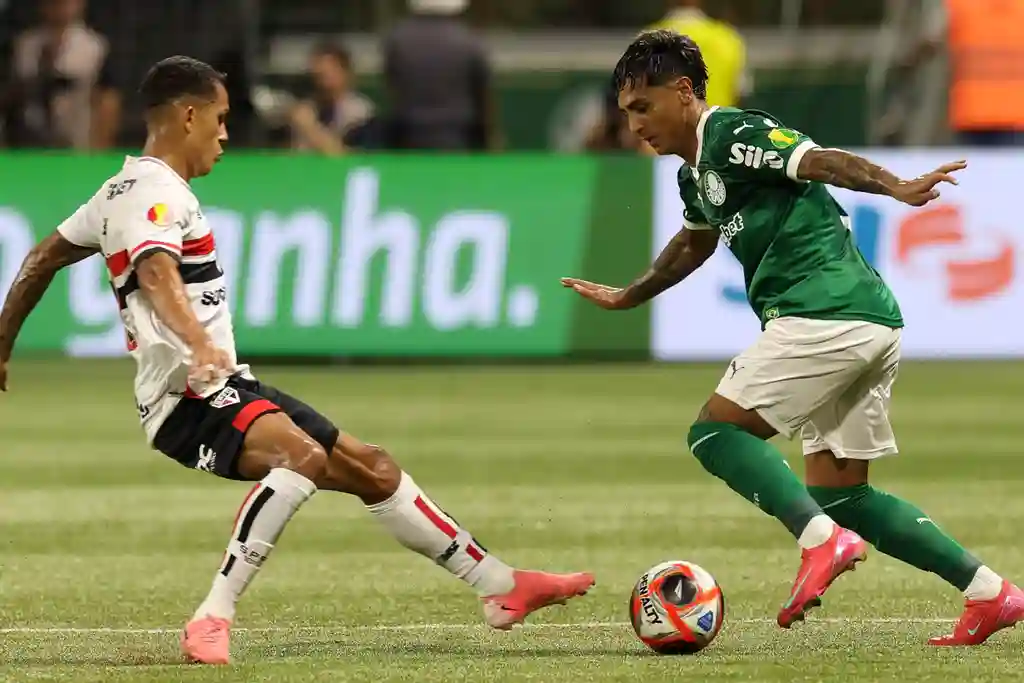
[182,413,325,665]
[317,433,595,630]
[805,451,1024,645]
[686,393,866,628]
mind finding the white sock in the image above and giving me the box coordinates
[797,514,837,550]
[193,468,317,621]
[366,472,514,597]
[964,565,1003,601]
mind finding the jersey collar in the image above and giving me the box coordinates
[123,155,191,190]
[694,105,719,167]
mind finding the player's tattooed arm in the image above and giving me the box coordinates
[796,148,901,196]
[797,149,966,207]
[0,231,94,362]
[619,228,719,307]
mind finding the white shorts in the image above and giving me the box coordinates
[715,317,901,460]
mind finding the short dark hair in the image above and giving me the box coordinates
[612,30,709,99]
[139,56,226,110]
[311,42,352,70]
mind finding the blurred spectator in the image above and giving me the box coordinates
[903,0,1024,147]
[648,0,749,108]
[2,0,119,149]
[383,0,499,151]
[86,0,256,147]
[290,43,375,155]
[584,85,652,154]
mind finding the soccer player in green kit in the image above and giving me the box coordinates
[563,30,1024,645]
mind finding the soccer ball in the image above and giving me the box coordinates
[629,560,725,654]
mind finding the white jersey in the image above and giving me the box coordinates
[57,156,251,442]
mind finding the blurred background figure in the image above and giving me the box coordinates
[1,0,1014,153]
[2,0,119,149]
[584,0,747,154]
[898,0,1024,147]
[383,0,498,151]
[289,42,375,155]
[648,0,749,109]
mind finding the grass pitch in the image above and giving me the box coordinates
[0,360,1021,682]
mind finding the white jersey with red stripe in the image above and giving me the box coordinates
[57,156,251,442]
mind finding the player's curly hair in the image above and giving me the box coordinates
[612,30,709,99]
[139,56,226,110]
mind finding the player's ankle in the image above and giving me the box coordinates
[797,514,837,549]
[468,556,515,597]
[964,565,1003,601]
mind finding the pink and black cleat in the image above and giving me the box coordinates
[778,526,868,628]
[181,615,232,665]
[482,569,596,630]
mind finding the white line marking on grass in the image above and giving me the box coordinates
[0,618,955,635]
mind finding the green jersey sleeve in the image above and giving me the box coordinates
[676,164,714,231]
[709,111,819,184]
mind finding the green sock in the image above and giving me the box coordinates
[688,422,824,539]
[807,484,981,590]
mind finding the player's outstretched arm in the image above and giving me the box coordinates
[561,227,718,310]
[796,148,966,207]
[136,252,232,383]
[0,232,95,390]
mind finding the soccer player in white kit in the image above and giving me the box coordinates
[0,56,594,665]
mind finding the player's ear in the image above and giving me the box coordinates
[183,105,196,134]
[675,77,694,104]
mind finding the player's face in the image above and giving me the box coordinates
[618,78,697,156]
[185,82,230,178]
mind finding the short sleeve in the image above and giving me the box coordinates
[56,202,102,249]
[106,181,186,265]
[677,165,713,231]
[715,114,818,183]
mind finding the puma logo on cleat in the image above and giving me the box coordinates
[966,620,984,636]
[916,517,934,525]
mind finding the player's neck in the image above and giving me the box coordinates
[141,137,192,183]
[677,102,711,165]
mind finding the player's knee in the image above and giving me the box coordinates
[284,442,329,484]
[687,421,719,455]
[326,440,401,502]
[360,444,402,497]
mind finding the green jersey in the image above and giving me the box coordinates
[679,106,903,329]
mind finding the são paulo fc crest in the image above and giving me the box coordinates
[210,387,240,408]
[703,171,727,206]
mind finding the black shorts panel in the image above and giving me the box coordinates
[153,375,340,481]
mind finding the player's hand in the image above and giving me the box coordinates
[892,160,967,207]
[0,358,8,392]
[561,277,633,310]
[189,341,233,385]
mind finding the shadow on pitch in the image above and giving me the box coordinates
[260,640,647,659]
[6,652,187,668]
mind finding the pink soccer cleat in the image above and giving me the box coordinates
[929,580,1024,646]
[777,526,867,628]
[181,615,232,665]
[482,569,596,630]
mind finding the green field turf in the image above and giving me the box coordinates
[0,359,1021,682]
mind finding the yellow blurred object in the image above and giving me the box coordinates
[648,10,746,108]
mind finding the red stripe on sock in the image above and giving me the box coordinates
[414,495,457,539]
[467,544,485,562]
